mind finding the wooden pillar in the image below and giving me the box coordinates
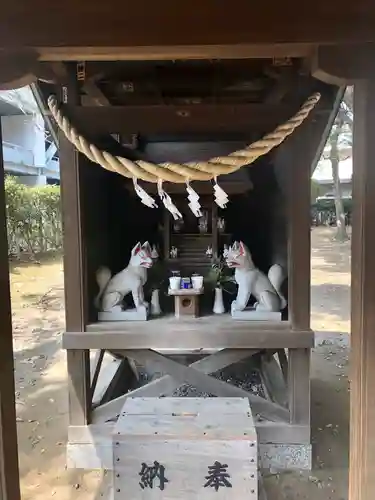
[349,78,375,500]
[274,119,314,429]
[0,121,21,499]
[287,137,311,331]
[287,138,311,429]
[60,67,91,426]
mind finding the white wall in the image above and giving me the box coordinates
[2,114,46,167]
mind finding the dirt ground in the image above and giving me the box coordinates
[11,226,350,500]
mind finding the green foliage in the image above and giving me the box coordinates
[5,176,62,256]
[204,255,236,294]
[312,197,352,213]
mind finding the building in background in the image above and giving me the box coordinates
[312,146,352,200]
[0,86,59,186]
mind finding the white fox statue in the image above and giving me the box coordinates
[95,241,153,314]
[225,241,287,313]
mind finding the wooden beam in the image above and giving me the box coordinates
[64,319,314,350]
[83,81,110,106]
[37,44,314,62]
[60,71,91,426]
[264,70,296,104]
[312,43,375,85]
[0,119,21,499]
[310,87,345,174]
[65,103,311,136]
[255,421,310,445]
[30,82,59,145]
[0,49,38,90]
[2,1,375,50]
[349,78,375,500]
[48,61,69,83]
[0,50,57,89]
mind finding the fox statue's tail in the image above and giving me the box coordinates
[94,266,112,310]
[268,264,287,310]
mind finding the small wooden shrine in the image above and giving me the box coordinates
[0,2,375,499]
[40,58,330,470]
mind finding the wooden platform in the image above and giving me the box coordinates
[63,316,314,350]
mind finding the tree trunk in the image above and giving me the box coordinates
[330,120,349,241]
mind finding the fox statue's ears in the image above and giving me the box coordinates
[229,241,246,256]
[131,242,142,255]
[142,241,152,255]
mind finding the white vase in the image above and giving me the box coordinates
[151,289,161,316]
[213,287,225,314]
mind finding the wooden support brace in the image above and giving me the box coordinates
[277,349,289,384]
[93,349,259,423]
[90,349,105,399]
[82,79,110,106]
[260,352,288,408]
[92,352,137,407]
[123,350,289,422]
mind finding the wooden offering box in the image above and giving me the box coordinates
[113,397,258,499]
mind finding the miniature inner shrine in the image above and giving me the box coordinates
[36,58,336,334]
[36,56,337,479]
[91,152,289,323]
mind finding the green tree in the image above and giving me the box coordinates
[325,87,353,241]
[4,176,62,256]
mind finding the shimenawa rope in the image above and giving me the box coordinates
[47,92,320,183]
